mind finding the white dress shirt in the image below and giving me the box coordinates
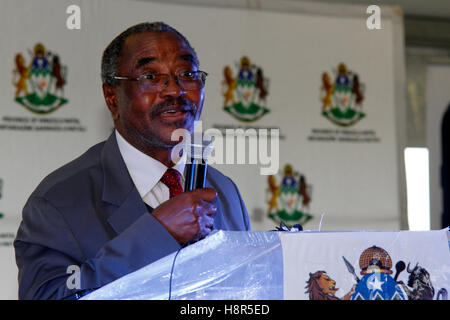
[115,130,185,209]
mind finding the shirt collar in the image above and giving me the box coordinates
[115,130,185,198]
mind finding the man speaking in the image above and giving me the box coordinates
[14,22,250,300]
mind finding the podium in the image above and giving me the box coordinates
[83,229,450,300]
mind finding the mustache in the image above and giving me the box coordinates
[151,97,196,119]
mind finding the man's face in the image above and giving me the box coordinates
[108,31,204,150]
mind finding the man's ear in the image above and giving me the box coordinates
[102,83,119,120]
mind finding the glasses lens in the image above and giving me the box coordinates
[137,72,207,92]
[179,71,206,91]
[138,74,168,92]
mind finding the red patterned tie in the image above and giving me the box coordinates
[160,168,183,199]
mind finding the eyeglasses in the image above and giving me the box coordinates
[110,70,208,93]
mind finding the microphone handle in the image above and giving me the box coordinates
[184,159,207,191]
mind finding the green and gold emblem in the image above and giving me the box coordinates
[13,43,68,114]
[222,56,270,122]
[321,63,365,127]
[267,164,313,226]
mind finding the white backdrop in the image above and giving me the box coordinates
[0,0,406,299]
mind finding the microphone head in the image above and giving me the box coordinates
[184,132,211,191]
[189,132,214,161]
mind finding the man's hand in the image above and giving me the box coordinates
[151,188,217,244]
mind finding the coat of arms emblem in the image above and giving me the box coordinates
[306,245,448,300]
[222,56,270,122]
[320,63,365,127]
[266,164,313,226]
[12,43,68,114]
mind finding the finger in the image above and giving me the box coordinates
[191,188,217,202]
[198,215,214,229]
[197,224,212,239]
[195,200,216,216]
[204,216,214,229]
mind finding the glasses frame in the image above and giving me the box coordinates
[110,70,208,92]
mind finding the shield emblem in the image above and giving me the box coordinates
[321,63,365,127]
[222,56,270,122]
[30,66,52,100]
[13,43,68,114]
[235,79,255,109]
[266,164,314,226]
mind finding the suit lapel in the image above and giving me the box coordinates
[106,189,149,235]
[100,133,149,235]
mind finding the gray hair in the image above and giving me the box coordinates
[101,21,199,86]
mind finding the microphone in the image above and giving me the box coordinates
[184,135,213,191]
[181,136,214,247]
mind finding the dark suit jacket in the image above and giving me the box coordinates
[14,133,250,300]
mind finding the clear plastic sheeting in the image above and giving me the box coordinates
[82,230,283,300]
